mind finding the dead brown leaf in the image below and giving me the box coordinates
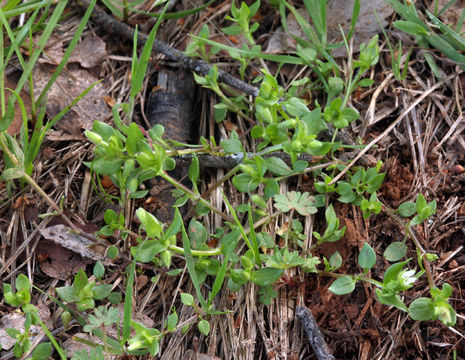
[265,0,393,58]
[68,36,107,68]
[39,224,106,262]
[36,240,92,280]
[33,64,110,134]
[4,77,32,136]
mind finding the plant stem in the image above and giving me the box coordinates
[169,244,221,257]
[161,172,235,223]
[37,317,67,360]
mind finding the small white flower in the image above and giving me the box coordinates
[399,269,417,287]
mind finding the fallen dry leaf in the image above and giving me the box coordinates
[266,0,393,58]
[36,240,92,280]
[68,36,107,68]
[36,35,106,68]
[33,63,110,134]
[39,224,106,262]
[4,77,32,136]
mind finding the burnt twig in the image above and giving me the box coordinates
[172,151,316,168]
[76,0,259,97]
[296,305,335,360]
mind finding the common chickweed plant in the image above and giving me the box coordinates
[1,0,457,358]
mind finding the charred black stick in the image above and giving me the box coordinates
[172,151,316,168]
[77,0,259,97]
[296,305,335,360]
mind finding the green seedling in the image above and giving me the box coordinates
[409,283,456,326]
[323,251,342,272]
[375,259,420,311]
[126,321,162,356]
[312,204,346,246]
[55,269,113,312]
[397,193,437,226]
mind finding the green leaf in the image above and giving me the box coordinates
[329,251,342,270]
[106,245,119,259]
[376,289,408,311]
[408,297,434,321]
[283,97,310,116]
[435,302,456,326]
[233,173,255,193]
[329,276,356,295]
[384,242,407,262]
[31,342,52,360]
[358,78,374,87]
[195,202,210,216]
[92,284,112,300]
[393,20,429,36]
[166,311,178,331]
[273,191,318,216]
[264,178,279,198]
[126,122,144,155]
[123,262,135,343]
[15,274,31,292]
[132,240,165,263]
[2,167,25,180]
[358,242,376,271]
[165,209,182,238]
[415,194,427,213]
[103,209,118,224]
[258,285,277,305]
[73,269,89,293]
[180,293,194,306]
[188,219,208,250]
[198,319,210,336]
[265,157,292,176]
[188,153,199,189]
[398,201,416,217]
[136,208,163,238]
[251,268,283,286]
[5,328,20,339]
[409,215,423,226]
[107,292,122,304]
[89,157,123,176]
[382,259,411,285]
[180,209,207,308]
[55,286,79,303]
[92,120,115,140]
[251,125,264,138]
[221,138,243,153]
[93,262,105,279]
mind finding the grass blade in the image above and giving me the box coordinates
[179,208,207,308]
[123,261,135,343]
